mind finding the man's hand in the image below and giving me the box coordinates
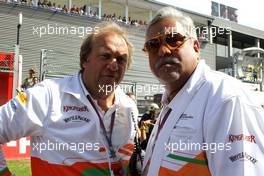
[141,120,154,126]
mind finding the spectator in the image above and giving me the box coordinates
[139,103,159,150]
[32,76,39,86]
[21,68,37,90]
[57,4,62,11]
[46,0,51,7]
[62,4,68,13]
[253,69,257,82]
[70,5,77,14]
[122,16,126,23]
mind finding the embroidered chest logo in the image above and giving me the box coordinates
[63,115,90,123]
[179,114,194,120]
[63,105,89,113]
[228,134,256,143]
[229,152,257,164]
[63,105,90,123]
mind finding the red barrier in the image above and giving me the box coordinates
[2,138,31,160]
[0,72,13,106]
[0,52,31,159]
[0,53,14,69]
[0,53,14,106]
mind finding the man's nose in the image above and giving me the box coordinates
[158,43,172,57]
[107,58,118,71]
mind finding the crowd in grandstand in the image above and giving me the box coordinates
[102,13,147,26]
[0,0,147,26]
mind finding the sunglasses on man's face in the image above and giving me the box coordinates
[143,32,190,54]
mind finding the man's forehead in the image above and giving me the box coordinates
[95,32,126,46]
[146,19,185,39]
[95,33,128,54]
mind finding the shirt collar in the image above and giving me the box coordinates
[79,72,90,97]
[79,73,120,114]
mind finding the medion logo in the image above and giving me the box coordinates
[63,105,89,113]
[179,114,194,120]
[64,115,90,123]
[229,152,257,164]
[229,134,256,143]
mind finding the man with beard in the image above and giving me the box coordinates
[142,7,264,176]
[0,22,138,176]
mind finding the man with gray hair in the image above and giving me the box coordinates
[142,6,264,176]
[0,21,138,175]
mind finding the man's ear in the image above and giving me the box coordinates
[82,57,90,69]
[193,39,200,53]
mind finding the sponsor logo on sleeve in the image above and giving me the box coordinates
[229,134,256,143]
[10,100,17,111]
[17,92,28,105]
[229,152,257,164]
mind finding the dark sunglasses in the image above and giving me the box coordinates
[143,32,190,54]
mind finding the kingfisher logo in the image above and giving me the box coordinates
[228,134,256,143]
[63,105,89,112]
[64,115,90,123]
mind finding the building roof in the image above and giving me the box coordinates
[213,18,264,39]
[146,0,214,25]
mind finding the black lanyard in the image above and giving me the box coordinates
[142,107,172,175]
[155,108,172,142]
[86,95,117,158]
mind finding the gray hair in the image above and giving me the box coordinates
[146,7,197,39]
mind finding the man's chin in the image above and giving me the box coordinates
[98,92,114,99]
[101,77,119,85]
[96,87,115,99]
[157,72,180,84]
[97,82,118,94]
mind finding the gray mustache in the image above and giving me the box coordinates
[155,57,180,69]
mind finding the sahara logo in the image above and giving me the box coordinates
[63,115,90,123]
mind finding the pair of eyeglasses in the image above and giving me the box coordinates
[143,32,190,54]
